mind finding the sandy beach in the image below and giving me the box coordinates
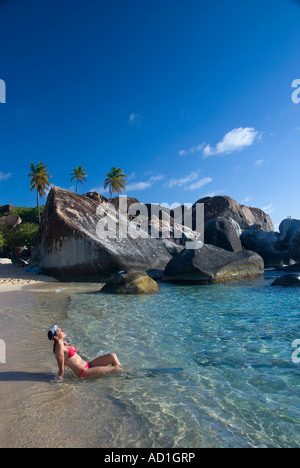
[0,258,57,292]
[0,260,117,448]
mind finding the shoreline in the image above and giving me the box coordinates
[0,258,58,292]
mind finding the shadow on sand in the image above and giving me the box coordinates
[0,371,55,383]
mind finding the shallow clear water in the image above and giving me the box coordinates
[1,270,300,447]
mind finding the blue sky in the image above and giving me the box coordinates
[0,0,300,228]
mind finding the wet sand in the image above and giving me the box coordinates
[0,260,123,448]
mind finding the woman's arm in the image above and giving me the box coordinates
[55,342,65,379]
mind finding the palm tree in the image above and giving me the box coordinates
[28,162,52,224]
[70,166,88,193]
[104,167,127,199]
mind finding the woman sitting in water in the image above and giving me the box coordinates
[48,325,123,380]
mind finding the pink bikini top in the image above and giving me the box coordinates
[65,345,77,361]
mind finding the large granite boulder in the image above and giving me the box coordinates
[161,244,264,284]
[204,217,243,252]
[30,187,173,281]
[240,227,287,268]
[0,205,19,215]
[177,196,274,232]
[278,219,300,262]
[271,274,300,287]
[100,271,160,294]
[0,214,22,229]
[241,218,300,268]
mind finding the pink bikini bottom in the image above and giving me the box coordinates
[78,362,92,379]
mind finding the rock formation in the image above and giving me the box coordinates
[30,187,173,281]
[177,196,274,232]
[100,271,160,294]
[161,244,264,284]
[204,217,243,252]
[0,214,22,229]
[241,218,300,268]
[271,274,300,287]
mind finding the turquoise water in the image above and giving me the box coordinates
[51,271,300,448]
[1,270,299,448]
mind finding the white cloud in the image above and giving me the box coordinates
[255,159,265,166]
[91,173,165,195]
[179,144,204,157]
[165,171,212,191]
[203,127,259,158]
[90,185,110,194]
[184,177,212,191]
[262,203,275,214]
[127,172,136,180]
[241,195,254,204]
[128,113,143,126]
[127,173,165,192]
[166,171,200,188]
[149,174,165,183]
[0,171,12,181]
[126,181,152,191]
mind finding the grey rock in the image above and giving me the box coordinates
[100,271,160,294]
[161,244,264,284]
[178,196,274,232]
[271,274,300,287]
[241,218,300,268]
[204,217,243,252]
[30,187,173,281]
[0,214,22,229]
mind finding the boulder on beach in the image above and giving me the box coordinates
[176,195,274,232]
[100,271,160,294]
[278,218,300,263]
[271,274,300,287]
[0,205,19,215]
[161,244,264,284]
[240,227,287,268]
[0,214,22,229]
[204,217,243,252]
[30,187,173,281]
[241,218,300,268]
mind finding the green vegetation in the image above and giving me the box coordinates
[28,162,52,224]
[0,206,45,224]
[0,231,4,248]
[0,206,42,254]
[70,166,88,193]
[1,223,39,250]
[0,164,128,255]
[104,167,128,199]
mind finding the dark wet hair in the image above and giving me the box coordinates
[47,325,58,342]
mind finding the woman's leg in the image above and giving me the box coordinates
[88,353,122,368]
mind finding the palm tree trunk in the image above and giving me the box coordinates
[37,190,41,224]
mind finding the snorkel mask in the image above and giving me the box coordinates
[48,325,58,341]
